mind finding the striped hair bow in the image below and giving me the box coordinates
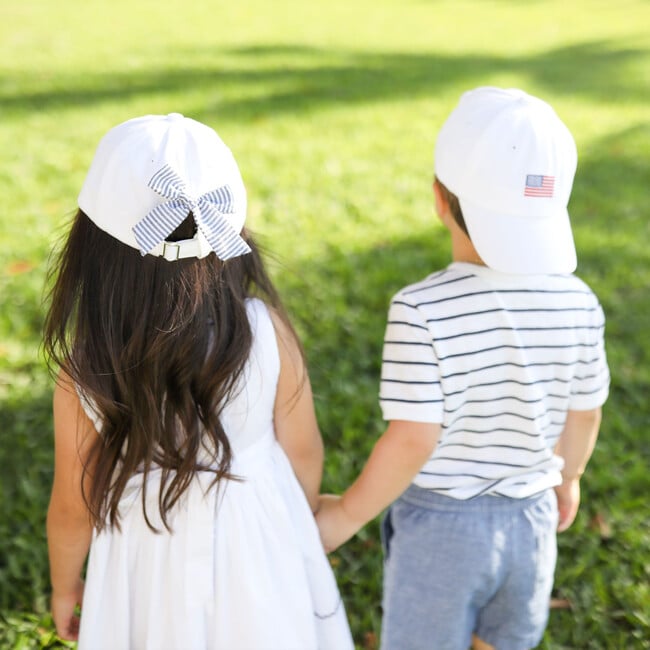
[133,164,251,260]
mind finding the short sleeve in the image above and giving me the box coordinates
[379,293,444,423]
[569,300,610,410]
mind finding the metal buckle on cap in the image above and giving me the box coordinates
[162,242,181,261]
[157,238,202,260]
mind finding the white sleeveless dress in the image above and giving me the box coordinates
[77,299,354,650]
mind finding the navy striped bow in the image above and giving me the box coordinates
[133,165,251,260]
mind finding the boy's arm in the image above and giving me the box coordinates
[47,374,97,640]
[553,407,602,532]
[316,420,440,551]
[271,311,324,513]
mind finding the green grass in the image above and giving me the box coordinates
[1,0,649,647]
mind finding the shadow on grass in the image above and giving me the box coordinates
[1,40,647,118]
[278,231,449,446]
[571,122,650,366]
[0,387,53,613]
[571,125,650,518]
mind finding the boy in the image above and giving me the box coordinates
[316,87,609,649]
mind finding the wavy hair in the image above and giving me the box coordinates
[44,210,296,531]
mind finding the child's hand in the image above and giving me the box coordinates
[554,477,581,532]
[316,494,363,553]
[51,578,84,641]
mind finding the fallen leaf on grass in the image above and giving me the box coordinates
[364,631,378,649]
[6,260,35,275]
[589,512,613,540]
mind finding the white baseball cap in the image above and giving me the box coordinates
[434,87,578,274]
[78,113,250,261]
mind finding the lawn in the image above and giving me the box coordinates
[1,0,649,647]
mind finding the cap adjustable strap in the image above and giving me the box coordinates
[153,239,204,261]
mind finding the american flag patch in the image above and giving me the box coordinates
[524,174,555,197]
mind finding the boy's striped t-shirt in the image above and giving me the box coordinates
[379,262,609,500]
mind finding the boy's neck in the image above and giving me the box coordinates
[450,229,485,266]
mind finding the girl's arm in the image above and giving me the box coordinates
[553,407,602,532]
[47,373,98,641]
[316,420,441,551]
[271,311,324,512]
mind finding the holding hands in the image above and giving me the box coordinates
[315,421,441,553]
[315,494,364,553]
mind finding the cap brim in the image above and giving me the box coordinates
[459,197,577,275]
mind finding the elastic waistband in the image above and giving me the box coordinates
[400,483,551,513]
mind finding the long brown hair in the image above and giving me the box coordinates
[44,210,294,531]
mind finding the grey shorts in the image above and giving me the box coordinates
[380,485,558,650]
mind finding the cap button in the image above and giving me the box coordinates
[167,113,184,121]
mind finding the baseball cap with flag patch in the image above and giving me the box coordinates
[434,87,578,274]
[78,113,250,262]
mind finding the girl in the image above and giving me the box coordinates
[44,113,353,650]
